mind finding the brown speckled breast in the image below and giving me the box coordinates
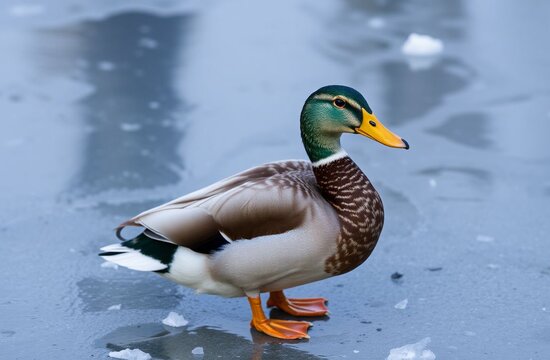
[313,157,384,275]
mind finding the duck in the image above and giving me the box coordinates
[99,85,409,340]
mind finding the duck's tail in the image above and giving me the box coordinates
[99,232,178,273]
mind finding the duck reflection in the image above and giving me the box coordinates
[63,12,193,193]
[98,323,324,360]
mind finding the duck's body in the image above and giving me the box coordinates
[100,85,408,339]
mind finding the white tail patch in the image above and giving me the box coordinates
[100,243,167,272]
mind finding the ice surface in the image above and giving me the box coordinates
[401,33,443,56]
[138,37,158,49]
[9,4,44,17]
[162,312,189,327]
[387,337,435,360]
[108,348,151,360]
[476,235,494,242]
[97,61,116,71]
[101,261,119,270]
[394,299,408,310]
[120,123,142,132]
[368,17,385,29]
[108,304,121,311]
[191,347,204,355]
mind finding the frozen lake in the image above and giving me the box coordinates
[1,0,549,359]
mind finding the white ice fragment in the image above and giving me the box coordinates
[387,337,435,360]
[368,17,385,29]
[9,4,44,17]
[162,312,189,327]
[429,179,437,188]
[486,263,500,269]
[394,299,408,310]
[101,261,119,270]
[108,304,121,311]
[120,123,142,132]
[401,33,444,56]
[353,349,360,353]
[191,347,204,355]
[139,37,158,49]
[543,307,547,312]
[98,61,116,71]
[108,348,151,360]
[476,235,494,242]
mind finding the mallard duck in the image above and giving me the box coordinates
[100,85,408,339]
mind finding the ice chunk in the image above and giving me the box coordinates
[101,261,119,270]
[353,349,360,353]
[191,347,204,355]
[429,179,437,188]
[108,348,151,360]
[162,312,189,327]
[108,304,121,311]
[387,337,435,360]
[476,235,494,242]
[401,33,443,56]
[394,299,408,310]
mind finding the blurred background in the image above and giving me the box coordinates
[1,0,549,359]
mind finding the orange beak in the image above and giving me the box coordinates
[356,108,409,149]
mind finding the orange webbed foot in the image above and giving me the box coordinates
[267,291,329,317]
[251,318,312,339]
[248,296,311,340]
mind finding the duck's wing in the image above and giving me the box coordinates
[116,160,326,251]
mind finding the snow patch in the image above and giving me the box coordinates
[402,33,443,56]
[387,337,435,360]
[394,299,408,310]
[162,312,189,327]
[108,304,121,311]
[191,347,204,355]
[108,348,151,360]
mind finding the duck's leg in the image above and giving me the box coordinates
[267,290,329,317]
[248,296,312,339]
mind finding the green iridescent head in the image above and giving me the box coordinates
[300,85,408,163]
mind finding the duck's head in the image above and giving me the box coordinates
[300,85,408,163]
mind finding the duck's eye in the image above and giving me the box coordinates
[333,98,346,109]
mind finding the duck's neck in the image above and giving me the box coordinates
[309,151,385,276]
[300,118,343,164]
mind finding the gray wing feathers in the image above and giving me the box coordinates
[116,160,321,247]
